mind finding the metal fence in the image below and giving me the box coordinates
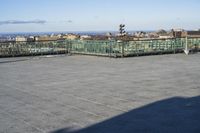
[70,38,200,57]
[0,40,69,57]
[0,37,200,58]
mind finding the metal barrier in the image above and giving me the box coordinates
[0,37,200,58]
[0,40,69,57]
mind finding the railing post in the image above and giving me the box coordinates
[66,40,68,54]
[174,38,176,54]
[122,41,125,57]
[68,40,72,55]
[109,40,112,57]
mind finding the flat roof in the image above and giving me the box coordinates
[0,54,200,133]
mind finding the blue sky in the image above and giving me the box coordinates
[0,0,200,32]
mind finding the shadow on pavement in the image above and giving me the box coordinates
[51,96,200,133]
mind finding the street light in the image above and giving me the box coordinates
[119,24,126,37]
[119,24,126,57]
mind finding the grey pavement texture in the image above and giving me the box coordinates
[0,54,200,133]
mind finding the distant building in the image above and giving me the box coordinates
[0,36,15,42]
[183,31,200,38]
[170,29,184,38]
[106,32,112,37]
[15,36,27,42]
[106,32,113,40]
[80,35,92,40]
[155,29,173,39]
[159,35,174,39]
[156,29,167,35]
[169,29,200,38]
[34,35,60,41]
[62,34,80,40]
[27,36,35,42]
[147,32,159,38]
[134,31,147,38]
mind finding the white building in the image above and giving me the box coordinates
[15,36,27,42]
[80,35,92,40]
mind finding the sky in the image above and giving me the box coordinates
[0,0,200,33]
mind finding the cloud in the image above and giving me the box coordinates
[67,20,73,23]
[94,16,99,19]
[0,20,47,25]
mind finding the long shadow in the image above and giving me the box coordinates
[51,96,200,133]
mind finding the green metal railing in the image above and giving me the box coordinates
[0,40,69,57]
[0,37,200,58]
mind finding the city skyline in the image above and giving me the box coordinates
[0,0,200,33]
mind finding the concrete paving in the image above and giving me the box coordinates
[0,54,200,133]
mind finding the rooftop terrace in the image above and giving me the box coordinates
[0,54,200,133]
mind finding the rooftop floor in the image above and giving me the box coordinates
[0,54,200,133]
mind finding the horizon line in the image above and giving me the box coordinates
[1,29,199,34]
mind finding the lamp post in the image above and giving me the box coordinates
[119,24,126,57]
[119,24,126,36]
